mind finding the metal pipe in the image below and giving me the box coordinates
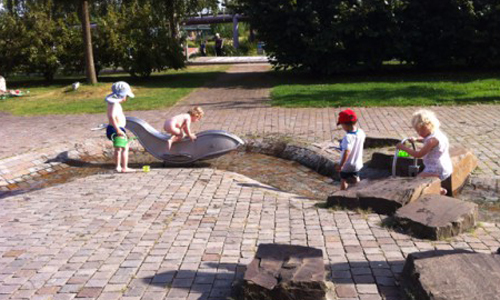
[392,138,418,177]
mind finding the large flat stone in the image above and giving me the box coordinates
[369,146,478,196]
[442,147,478,196]
[401,250,500,300]
[241,244,335,300]
[327,177,441,214]
[394,195,478,240]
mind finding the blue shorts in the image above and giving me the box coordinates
[106,125,126,140]
[340,171,359,180]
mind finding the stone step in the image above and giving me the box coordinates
[401,250,500,300]
[394,195,478,240]
[327,177,441,215]
[240,244,335,300]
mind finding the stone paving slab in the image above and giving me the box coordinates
[1,168,500,300]
[395,195,478,240]
[401,250,500,300]
[1,64,500,177]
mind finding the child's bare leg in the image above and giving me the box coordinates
[167,135,182,150]
[114,148,122,172]
[165,126,182,150]
[340,179,348,190]
[167,136,174,150]
[418,172,447,195]
[121,144,133,172]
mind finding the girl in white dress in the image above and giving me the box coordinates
[397,109,453,195]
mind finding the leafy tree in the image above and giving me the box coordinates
[235,0,500,73]
[58,13,86,75]
[0,11,27,76]
[92,4,126,75]
[237,0,401,74]
[398,0,478,68]
[118,0,185,77]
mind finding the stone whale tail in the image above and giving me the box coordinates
[125,117,244,165]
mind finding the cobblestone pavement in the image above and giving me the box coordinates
[1,169,500,300]
[1,64,500,300]
[1,63,499,175]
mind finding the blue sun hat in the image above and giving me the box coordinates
[105,81,135,103]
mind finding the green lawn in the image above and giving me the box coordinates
[0,65,228,115]
[271,71,500,107]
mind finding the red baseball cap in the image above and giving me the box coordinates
[337,109,357,125]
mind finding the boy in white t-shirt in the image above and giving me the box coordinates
[335,109,366,190]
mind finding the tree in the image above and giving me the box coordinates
[119,0,185,77]
[22,2,62,81]
[0,11,27,75]
[79,0,98,84]
[1,0,99,83]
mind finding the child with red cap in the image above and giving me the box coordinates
[335,109,366,190]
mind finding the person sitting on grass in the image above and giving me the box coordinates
[335,109,366,190]
[163,106,204,150]
[105,81,136,173]
[396,109,453,195]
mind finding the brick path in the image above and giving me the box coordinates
[1,64,500,300]
[1,63,499,175]
[1,169,499,300]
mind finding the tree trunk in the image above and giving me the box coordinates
[79,0,97,84]
[166,0,179,39]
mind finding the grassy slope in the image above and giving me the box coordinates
[0,66,228,115]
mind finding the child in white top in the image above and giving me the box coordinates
[335,109,366,190]
[397,109,453,195]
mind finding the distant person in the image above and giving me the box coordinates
[0,76,6,93]
[200,40,207,56]
[214,33,224,56]
[335,109,366,190]
[163,107,204,150]
[105,81,136,173]
[397,109,452,195]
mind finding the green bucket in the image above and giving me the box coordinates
[111,134,128,148]
[397,150,410,157]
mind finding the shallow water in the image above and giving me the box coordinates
[2,150,499,223]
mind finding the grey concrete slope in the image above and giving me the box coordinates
[125,117,244,165]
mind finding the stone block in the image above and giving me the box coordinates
[442,147,478,196]
[327,177,441,215]
[369,152,423,177]
[240,244,335,300]
[244,137,341,178]
[394,195,478,240]
[401,250,500,300]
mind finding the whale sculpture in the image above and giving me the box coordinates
[125,117,244,165]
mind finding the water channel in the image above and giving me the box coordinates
[1,148,499,223]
